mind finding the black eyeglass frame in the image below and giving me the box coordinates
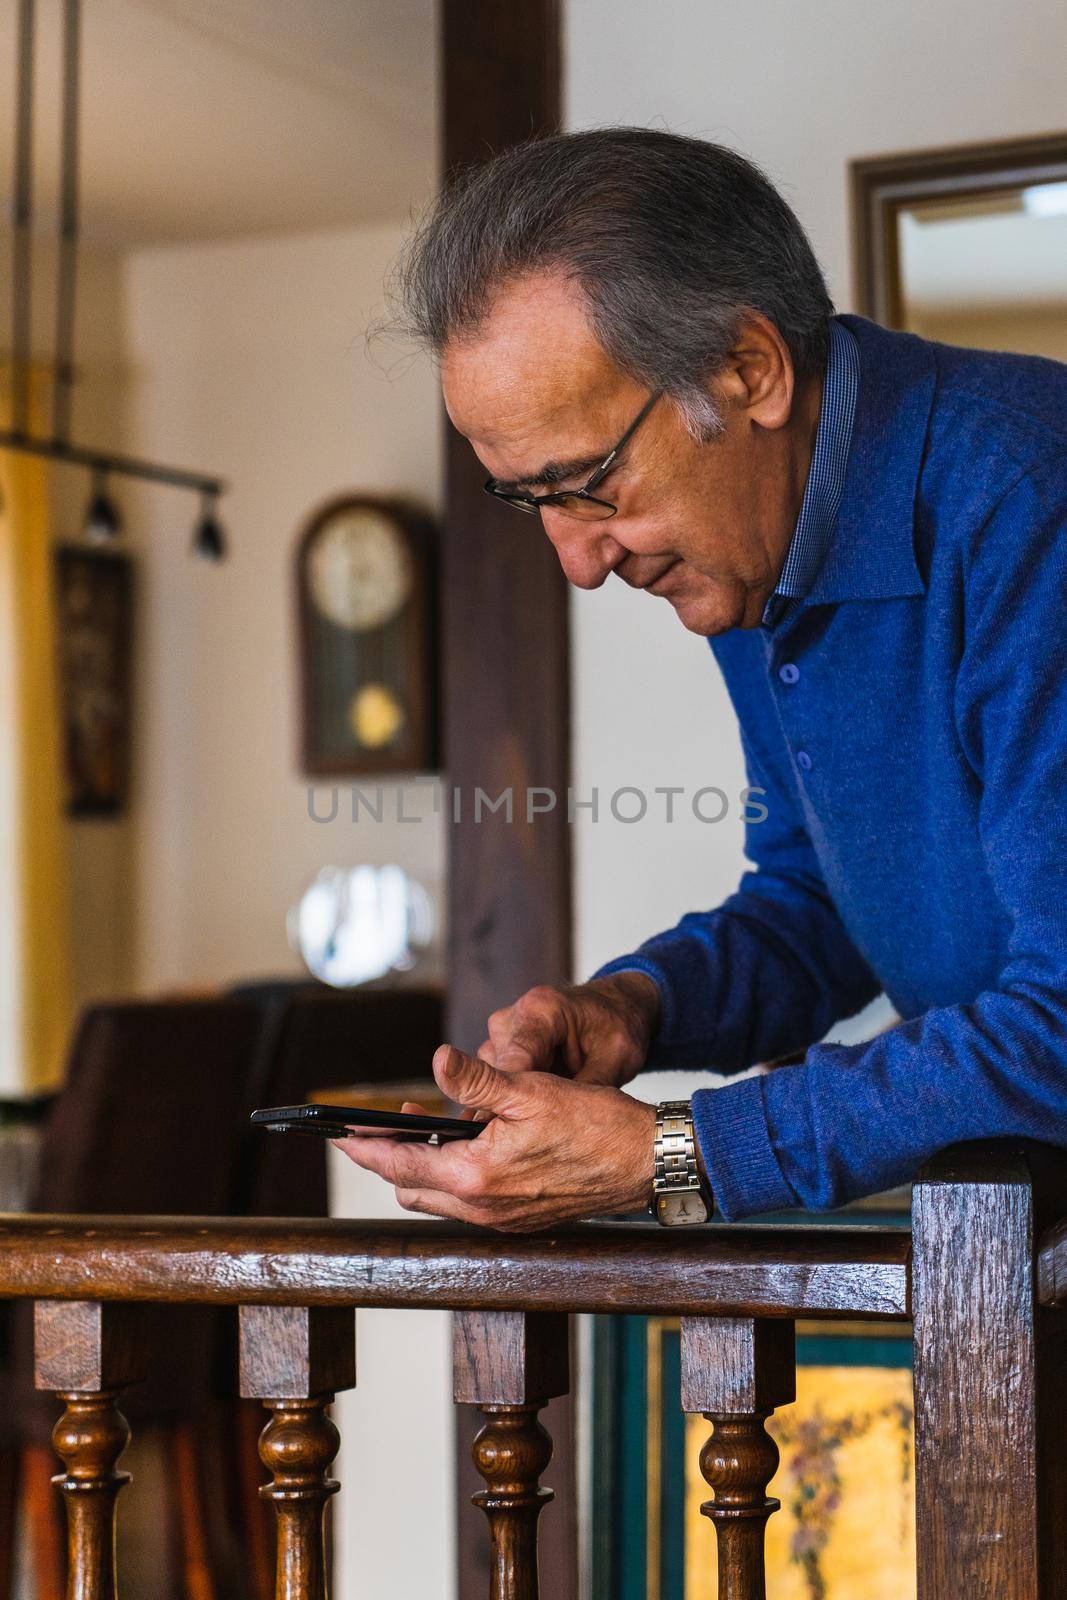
[483,389,663,519]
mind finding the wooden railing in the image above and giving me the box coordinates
[2,1139,1066,1600]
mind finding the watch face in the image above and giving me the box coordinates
[656,1190,710,1227]
[307,506,413,632]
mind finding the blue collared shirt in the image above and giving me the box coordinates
[762,318,860,629]
[597,315,1067,1219]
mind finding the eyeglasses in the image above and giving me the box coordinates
[483,390,662,521]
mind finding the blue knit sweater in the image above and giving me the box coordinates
[597,314,1067,1219]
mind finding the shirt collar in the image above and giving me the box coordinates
[761,317,859,628]
[803,314,934,608]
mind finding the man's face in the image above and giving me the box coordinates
[442,272,817,636]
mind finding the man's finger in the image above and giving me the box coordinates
[337,1130,459,1189]
[432,1043,532,1114]
[487,989,570,1073]
[492,1016,566,1075]
[573,1060,624,1086]
[395,1186,482,1224]
[494,1034,549,1073]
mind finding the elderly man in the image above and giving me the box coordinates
[338,127,1067,1229]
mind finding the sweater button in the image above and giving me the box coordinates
[796,749,813,771]
[778,662,800,685]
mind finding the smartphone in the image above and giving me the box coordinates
[250,1103,483,1142]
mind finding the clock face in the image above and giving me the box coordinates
[307,506,413,632]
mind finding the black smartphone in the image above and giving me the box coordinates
[250,1103,483,1142]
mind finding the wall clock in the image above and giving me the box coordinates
[295,495,438,775]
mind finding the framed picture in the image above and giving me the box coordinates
[55,545,133,816]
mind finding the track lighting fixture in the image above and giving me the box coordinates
[84,470,121,542]
[192,491,226,562]
[1,0,228,553]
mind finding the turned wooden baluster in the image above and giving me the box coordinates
[238,1304,356,1600]
[681,1317,796,1600]
[34,1301,148,1600]
[454,1310,570,1600]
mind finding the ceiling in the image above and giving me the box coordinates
[0,0,437,249]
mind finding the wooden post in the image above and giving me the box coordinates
[442,1,572,1579]
[453,1311,570,1600]
[34,1300,148,1600]
[239,1305,356,1600]
[913,1141,1067,1600]
[680,1316,795,1600]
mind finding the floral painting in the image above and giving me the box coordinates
[684,1365,915,1600]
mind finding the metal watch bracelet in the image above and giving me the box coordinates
[650,1100,711,1225]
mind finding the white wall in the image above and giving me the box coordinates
[565,0,1067,981]
[123,224,444,991]
[327,1147,455,1600]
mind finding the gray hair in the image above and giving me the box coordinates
[393,127,834,439]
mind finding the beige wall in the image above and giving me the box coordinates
[908,303,1067,363]
[565,0,1067,983]
[8,227,448,1016]
[122,224,444,993]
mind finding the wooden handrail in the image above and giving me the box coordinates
[0,1212,911,1318]
[1,1210,908,1600]
[5,1149,1067,1600]
[5,1147,1067,1600]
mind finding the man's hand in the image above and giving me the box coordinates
[477,972,661,1089]
[334,1043,656,1232]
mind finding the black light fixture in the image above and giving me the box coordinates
[192,491,226,562]
[84,468,121,543]
[1,0,228,553]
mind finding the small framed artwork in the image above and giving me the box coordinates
[55,545,133,816]
[295,494,438,776]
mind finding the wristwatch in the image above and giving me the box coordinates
[651,1100,712,1226]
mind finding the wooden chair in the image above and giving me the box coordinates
[229,983,444,1219]
[4,983,444,1598]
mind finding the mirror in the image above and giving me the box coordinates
[289,863,436,988]
[852,134,1067,359]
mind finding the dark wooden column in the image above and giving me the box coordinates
[913,1141,1067,1600]
[440,5,573,1598]
[441,0,569,1051]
